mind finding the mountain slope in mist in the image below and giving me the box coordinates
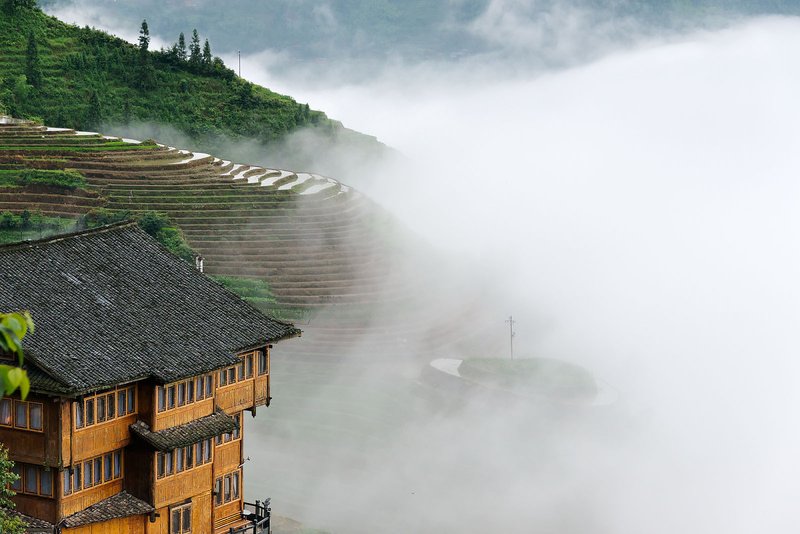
[0,3,386,175]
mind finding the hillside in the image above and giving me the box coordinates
[0,3,384,166]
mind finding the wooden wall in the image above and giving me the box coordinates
[60,479,123,517]
[63,515,147,534]
[1,394,62,467]
[153,463,212,510]
[150,491,213,534]
[13,492,57,524]
[153,397,214,432]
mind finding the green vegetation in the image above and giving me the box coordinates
[0,2,352,149]
[0,444,25,534]
[211,276,307,322]
[459,358,597,400]
[0,212,76,243]
[0,169,85,189]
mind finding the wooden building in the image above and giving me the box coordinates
[0,223,301,533]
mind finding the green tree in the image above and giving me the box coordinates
[25,31,41,89]
[3,0,36,14]
[0,311,33,399]
[202,39,212,69]
[189,29,201,68]
[0,444,25,534]
[138,19,150,54]
[176,32,187,61]
[136,20,155,89]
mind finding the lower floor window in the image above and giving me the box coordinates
[170,502,192,534]
[12,463,53,497]
[214,469,241,506]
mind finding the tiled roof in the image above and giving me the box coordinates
[0,223,300,396]
[61,490,154,528]
[130,409,237,451]
[5,509,54,533]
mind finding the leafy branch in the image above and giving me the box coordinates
[0,311,32,399]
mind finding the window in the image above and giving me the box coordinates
[176,449,185,472]
[12,400,45,431]
[158,386,166,411]
[227,368,236,384]
[205,376,213,397]
[157,453,166,479]
[177,383,186,407]
[97,396,106,423]
[75,386,137,430]
[63,470,71,496]
[219,370,228,387]
[194,377,204,401]
[214,478,222,506]
[75,400,84,428]
[104,454,112,482]
[237,362,245,381]
[85,398,94,426]
[63,451,123,496]
[258,350,268,375]
[170,503,192,534]
[233,414,241,440]
[0,399,11,426]
[215,470,242,506]
[93,458,102,485]
[14,401,27,428]
[186,445,193,470]
[13,463,54,497]
[245,355,254,378]
[158,441,210,480]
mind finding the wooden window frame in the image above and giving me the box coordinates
[159,373,213,413]
[10,400,44,432]
[14,463,54,498]
[63,450,124,497]
[0,398,12,427]
[74,386,137,431]
[257,350,268,376]
[170,501,192,534]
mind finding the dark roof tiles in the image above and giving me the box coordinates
[130,409,237,451]
[0,223,300,396]
[61,491,154,528]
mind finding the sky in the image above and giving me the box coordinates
[43,2,800,531]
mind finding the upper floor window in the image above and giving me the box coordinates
[218,353,259,389]
[215,413,242,445]
[156,439,213,480]
[75,386,136,430]
[157,372,215,413]
[0,399,43,432]
[257,350,268,376]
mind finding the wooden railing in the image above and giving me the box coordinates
[228,499,271,534]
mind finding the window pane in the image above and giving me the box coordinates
[177,383,186,406]
[186,445,193,469]
[224,475,231,502]
[85,399,94,426]
[233,414,241,439]
[14,401,27,428]
[167,386,175,409]
[97,396,106,422]
[158,386,166,411]
[157,453,165,478]
[94,458,102,484]
[107,394,115,419]
[219,370,227,387]
[0,399,11,425]
[118,390,126,416]
[29,403,42,430]
[206,375,213,396]
[73,465,81,492]
[176,449,184,472]
[127,387,135,413]
[171,509,181,534]
[40,469,52,496]
[258,352,267,375]
[182,507,191,531]
[233,471,240,499]
[215,478,222,505]
[24,465,37,493]
[165,452,173,475]
[104,454,112,482]
[11,465,21,491]
[83,461,92,489]
[63,470,71,496]
[113,451,121,478]
[237,362,244,381]
[228,368,236,384]
[187,380,194,403]
[75,401,84,428]
[246,356,253,378]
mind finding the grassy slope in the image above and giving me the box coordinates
[0,5,379,151]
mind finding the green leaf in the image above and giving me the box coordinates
[6,367,22,390]
[19,373,29,400]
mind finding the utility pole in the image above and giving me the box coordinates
[238,50,241,77]
[505,315,516,360]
